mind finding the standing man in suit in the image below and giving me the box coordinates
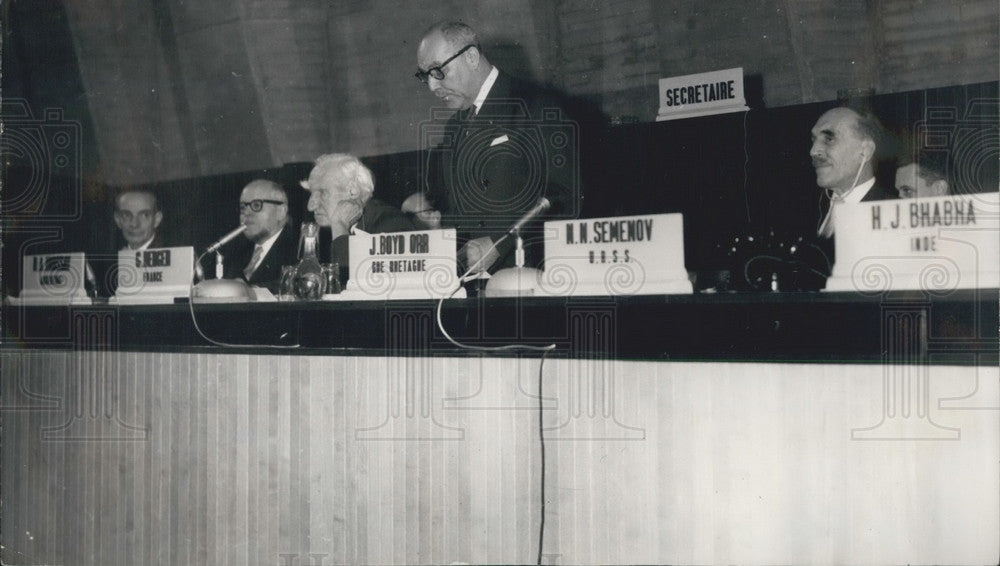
[223,179,298,293]
[810,106,896,238]
[415,21,580,274]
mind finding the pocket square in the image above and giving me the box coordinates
[490,134,509,147]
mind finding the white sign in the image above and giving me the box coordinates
[112,246,195,304]
[344,229,464,300]
[539,213,692,296]
[826,192,999,292]
[656,67,749,121]
[16,253,92,305]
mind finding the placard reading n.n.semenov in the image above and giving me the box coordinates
[539,213,692,296]
[346,228,464,300]
[826,192,999,292]
[656,67,749,121]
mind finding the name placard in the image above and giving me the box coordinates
[344,229,464,300]
[656,67,749,121]
[112,246,195,304]
[826,192,999,292]
[16,253,92,305]
[539,213,692,296]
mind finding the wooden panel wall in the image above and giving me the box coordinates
[43,0,998,184]
[2,349,997,564]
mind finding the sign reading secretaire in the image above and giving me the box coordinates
[656,67,749,121]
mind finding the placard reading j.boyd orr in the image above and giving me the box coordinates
[826,192,999,292]
[538,213,692,296]
[345,228,465,300]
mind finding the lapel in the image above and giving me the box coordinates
[248,223,291,284]
[816,191,832,235]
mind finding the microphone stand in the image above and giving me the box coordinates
[484,227,543,297]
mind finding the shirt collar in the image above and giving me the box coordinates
[834,177,876,204]
[255,224,284,261]
[122,233,156,252]
[471,66,498,115]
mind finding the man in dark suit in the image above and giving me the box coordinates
[300,153,416,280]
[91,188,168,296]
[810,106,896,238]
[415,21,580,274]
[221,179,298,293]
[113,189,165,251]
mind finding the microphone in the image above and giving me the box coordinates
[205,225,247,253]
[507,197,551,235]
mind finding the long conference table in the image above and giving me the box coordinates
[2,289,998,565]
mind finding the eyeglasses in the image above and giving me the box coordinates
[239,199,286,213]
[115,210,155,223]
[414,44,476,83]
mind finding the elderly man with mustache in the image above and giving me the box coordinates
[809,106,896,238]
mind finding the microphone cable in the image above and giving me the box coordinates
[187,249,300,349]
[433,233,555,565]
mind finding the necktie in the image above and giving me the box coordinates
[243,245,263,280]
[817,194,841,238]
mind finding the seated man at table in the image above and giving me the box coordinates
[114,189,166,251]
[300,153,417,278]
[222,179,299,293]
[91,188,169,296]
[895,150,950,199]
[810,106,896,238]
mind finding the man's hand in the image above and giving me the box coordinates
[459,236,500,275]
[328,199,364,238]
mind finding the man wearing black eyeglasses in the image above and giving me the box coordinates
[415,21,581,274]
[221,179,299,293]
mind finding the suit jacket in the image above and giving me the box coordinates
[327,198,418,282]
[427,70,581,271]
[860,182,897,202]
[815,180,897,234]
[222,222,299,294]
[813,181,897,270]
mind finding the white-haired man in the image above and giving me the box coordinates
[301,153,416,273]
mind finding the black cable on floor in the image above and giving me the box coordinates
[536,348,549,566]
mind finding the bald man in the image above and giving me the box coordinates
[221,179,299,293]
[415,20,580,273]
[810,106,896,237]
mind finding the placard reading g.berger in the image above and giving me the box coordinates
[539,213,692,296]
[112,246,195,304]
[826,192,999,292]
